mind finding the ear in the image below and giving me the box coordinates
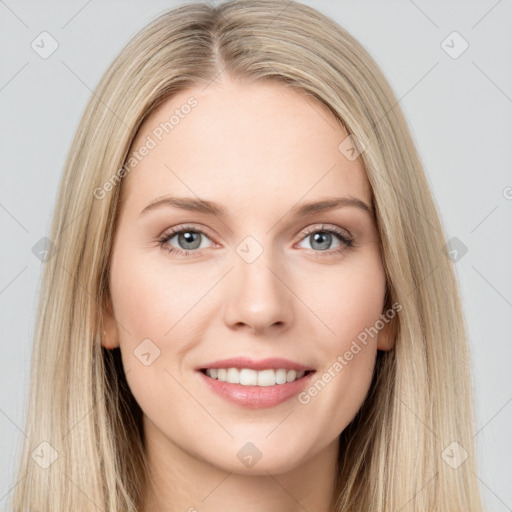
[376,318,396,351]
[376,294,398,351]
[101,293,120,350]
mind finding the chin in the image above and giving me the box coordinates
[202,436,317,476]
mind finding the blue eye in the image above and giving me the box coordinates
[298,229,352,252]
[158,226,213,256]
[157,224,354,258]
[295,225,354,258]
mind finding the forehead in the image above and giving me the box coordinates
[120,79,371,213]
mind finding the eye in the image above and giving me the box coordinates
[157,225,214,257]
[157,223,354,258]
[296,224,354,256]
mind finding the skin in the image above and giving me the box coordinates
[103,77,394,512]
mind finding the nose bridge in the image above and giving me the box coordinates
[222,235,293,332]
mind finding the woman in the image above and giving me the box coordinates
[12,1,483,510]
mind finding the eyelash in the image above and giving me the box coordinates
[156,223,354,258]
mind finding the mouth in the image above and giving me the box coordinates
[199,367,314,386]
[196,357,316,409]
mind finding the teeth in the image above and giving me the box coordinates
[226,367,239,384]
[275,369,287,385]
[205,367,309,386]
[258,369,275,386]
[239,368,258,386]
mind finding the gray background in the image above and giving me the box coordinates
[1,0,511,510]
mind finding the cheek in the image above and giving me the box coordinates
[110,258,168,344]
[110,245,207,343]
[295,253,386,429]
[109,245,223,403]
[108,249,205,425]
[313,251,387,348]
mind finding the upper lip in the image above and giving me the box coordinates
[198,357,315,372]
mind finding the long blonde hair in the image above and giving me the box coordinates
[11,1,482,510]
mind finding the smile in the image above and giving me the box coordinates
[201,367,311,386]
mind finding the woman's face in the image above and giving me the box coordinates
[105,78,392,475]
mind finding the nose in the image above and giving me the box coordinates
[222,247,294,335]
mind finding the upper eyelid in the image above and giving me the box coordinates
[300,223,352,238]
[162,224,215,241]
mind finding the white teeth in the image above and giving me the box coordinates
[275,369,287,385]
[257,369,275,386]
[286,369,297,382]
[226,367,239,384]
[239,368,258,385]
[205,367,309,386]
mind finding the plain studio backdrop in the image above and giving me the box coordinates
[0,0,511,510]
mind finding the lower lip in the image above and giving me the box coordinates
[198,370,315,409]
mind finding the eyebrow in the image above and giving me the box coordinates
[139,195,374,218]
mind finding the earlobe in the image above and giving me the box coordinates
[376,310,397,351]
[376,325,395,351]
[377,287,397,351]
[101,294,120,349]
